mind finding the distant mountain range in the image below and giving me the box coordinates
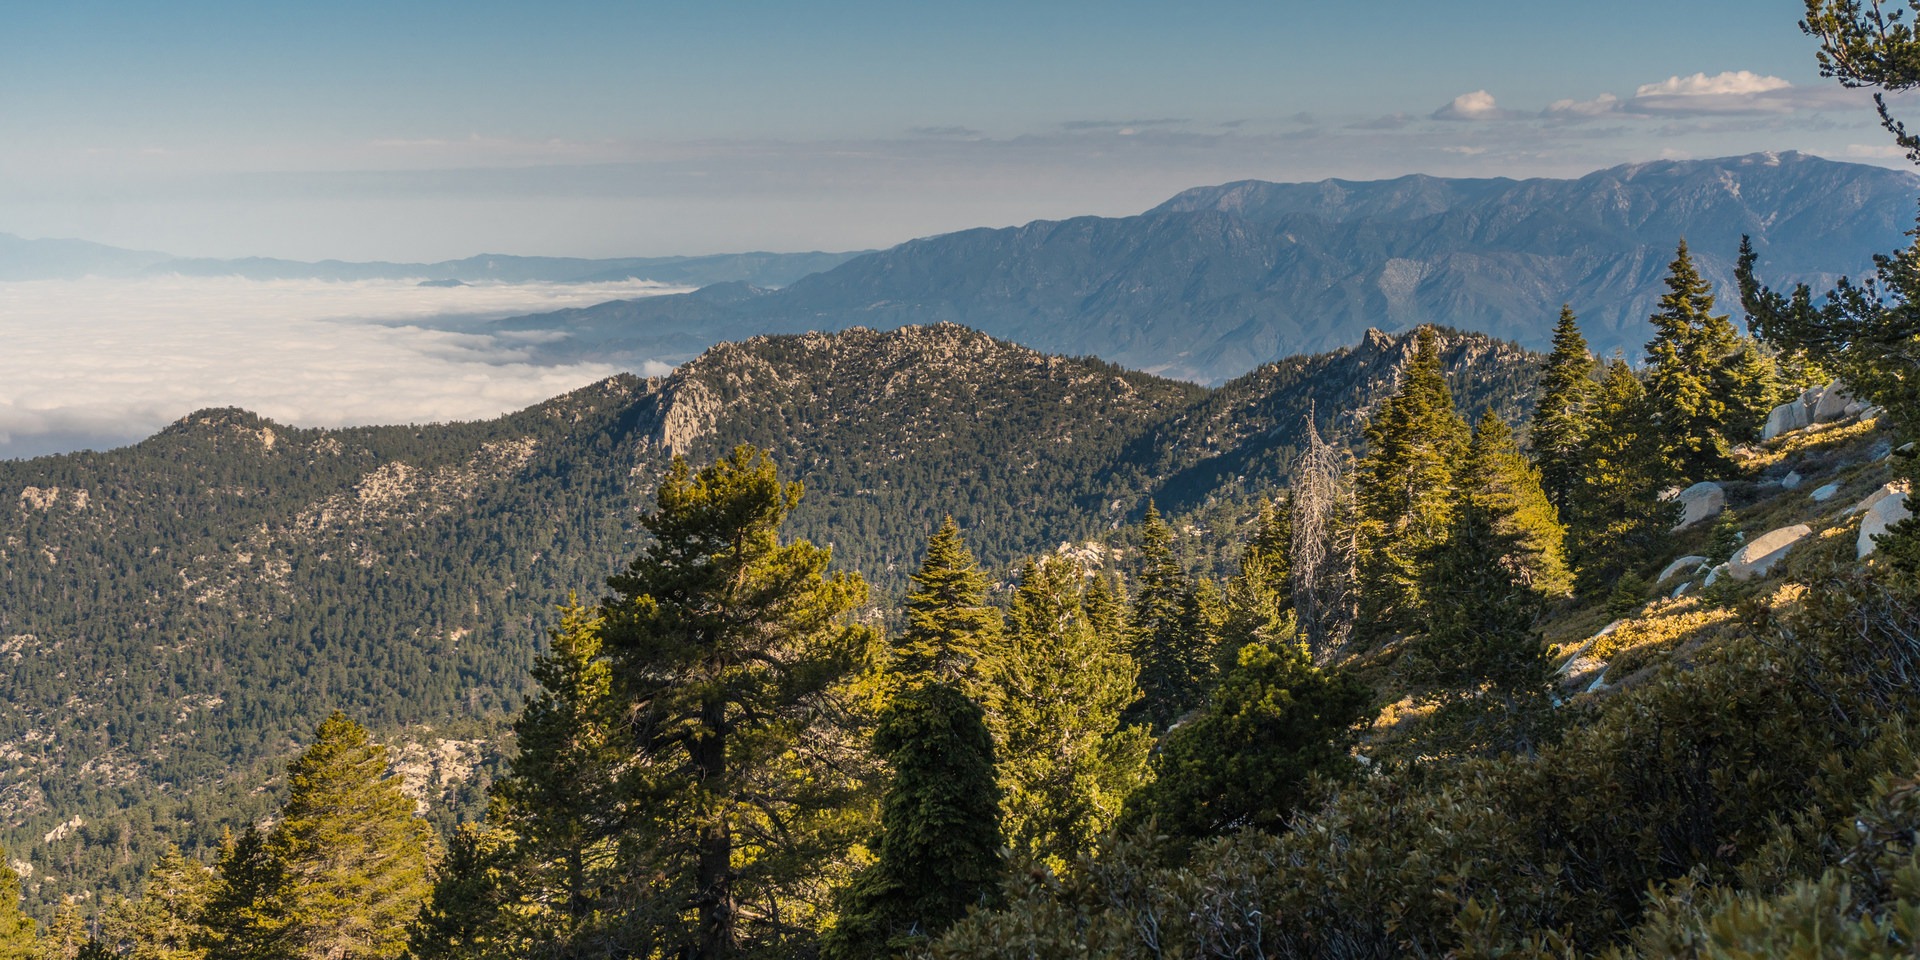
[0,324,1535,907]
[0,234,862,288]
[486,151,1920,382]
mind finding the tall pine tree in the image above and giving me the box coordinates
[1530,306,1598,514]
[490,598,627,944]
[1568,360,1671,594]
[1354,326,1471,639]
[1460,411,1573,598]
[984,556,1152,873]
[893,518,1001,691]
[1415,471,1555,758]
[271,713,436,960]
[600,445,875,959]
[1218,499,1294,664]
[1127,503,1218,729]
[1643,240,1745,483]
[819,683,1001,960]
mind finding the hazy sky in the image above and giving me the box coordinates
[0,0,1906,260]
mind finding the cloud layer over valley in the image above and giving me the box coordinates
[0,277,683,459]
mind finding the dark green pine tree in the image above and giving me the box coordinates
[262,712,436,960]
[1119,628,1371,841]
[1460,411,1573,598]
[1081,573,1129,641]
[893,517,1002,691]
[200,827,280,960]
[1643,240,1745,483]
[1127,502,1218,729]
[1723,336,1786,442]
[0,850,32,960]
[489,598,627,943]
[1569,360,1671,594]
[1530,306,1599,514]
[600,445,875,960]
[406,823,517,960]
[1218,499,1294,666]
[819,683,1002,960]
[1354,326,1471,639]
[1415,475,1556,758]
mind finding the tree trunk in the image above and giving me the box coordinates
[693,700,734,960]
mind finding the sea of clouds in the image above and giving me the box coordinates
[0,276,685,459]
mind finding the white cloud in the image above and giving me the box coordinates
[1432,90,1514,121]
[1628,71,1811,115]
[0,277,685,458]
[1636,71,1791,98]
[1544,93,1623,119]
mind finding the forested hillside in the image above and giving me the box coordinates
[0,323,1538,910]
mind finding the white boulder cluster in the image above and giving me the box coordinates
[1763,380,1875,441]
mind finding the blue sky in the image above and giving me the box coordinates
[0,0,1902,260]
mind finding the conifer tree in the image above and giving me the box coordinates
[1724,336,1786,442]
[1415,478,1555,757]
[258,712,436,960]
[600,445,875,959]
[1119,628,1371,840]
[199,828,278,960]
[0,853,30,960]
[893,517,1001,691]
[98,846,213,960]
[40,905,85,960]
[405,824,516,960]
[1126,503,1218,728]
[1568,361,1671,594]
[820,683,1001,960]
[984,556,1152,872]
[1081,573,1129,642]
[1643,241,1745,483]
[1459,411,1573,598]
[1219,499,1293,666]
[1531,306,1599,513]
[491,598,626,941]
[1354,326,1471,639]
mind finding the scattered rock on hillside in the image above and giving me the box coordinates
[1811,482,1842,503]
[1658,555,1710,584]
[1704,563,1729,587]
[1860,489,1913,560]
[1813,380,1855,423]
[1765,397,1812,440]
[1781,472,1804,491]
[1848,482,1908,517]
[1673,482,1726,530]
[1729,524,1813,580]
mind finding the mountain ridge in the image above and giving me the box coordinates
[494,151,1918,383]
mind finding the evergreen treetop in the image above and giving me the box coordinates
[1461,410,1573,598]
[894,517,1002,691]
[1643,240,1744,482]
[1354,326,1471,638]
[1531,305,1598,513]
[263,712,437,960]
